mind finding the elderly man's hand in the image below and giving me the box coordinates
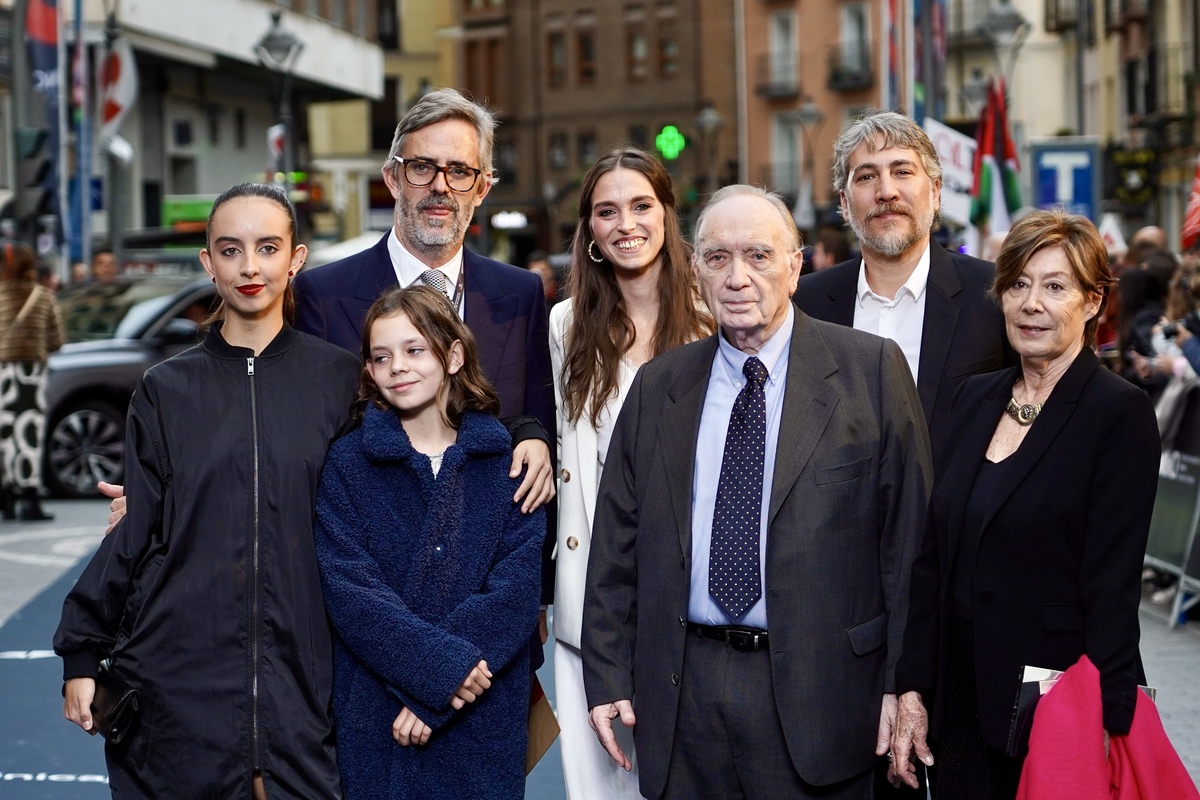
[589,700,636,771]
[98,482,126,534]
[888,690,934,789]
[510,439,555,513]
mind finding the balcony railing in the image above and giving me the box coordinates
[1045,0,1078,33]
[827,40,874,92]
[1127,42,1194,125]
[756,53,801,100]
[948,0,993,45]
[1106,0,1148,31]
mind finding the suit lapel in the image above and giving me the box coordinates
[578,416,601,535]
[341,234,398,336]
[769,314,839,528]
[816,260,859,327]
[915,245,963,426]
[660,338,718,558]
[977,350,1098,534]
[462,250,517,378]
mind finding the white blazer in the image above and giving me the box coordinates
[549,299,636,649]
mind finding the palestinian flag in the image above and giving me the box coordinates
[970,78,1022,233]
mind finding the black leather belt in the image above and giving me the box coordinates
[687,623,769,652]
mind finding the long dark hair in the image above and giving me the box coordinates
[351,285,500,427]
[563,148,713,427]
[203,182,300,327]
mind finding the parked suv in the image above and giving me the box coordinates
[44,276,218,497]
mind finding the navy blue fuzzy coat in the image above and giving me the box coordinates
[315,406,543,800]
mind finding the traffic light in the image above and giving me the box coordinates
[15,126,53,223]
[655,125,686,160]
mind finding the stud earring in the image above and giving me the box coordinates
[211,276,216,283]
[288,270,294,277]
[587,241,603,263]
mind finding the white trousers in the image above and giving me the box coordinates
[554,641,647,800]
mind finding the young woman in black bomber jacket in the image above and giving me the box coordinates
[55,183,359,800]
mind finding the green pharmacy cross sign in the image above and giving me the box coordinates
[655,125,686,160]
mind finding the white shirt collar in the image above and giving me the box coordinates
[855,243,932,306]
[387,228,464,294]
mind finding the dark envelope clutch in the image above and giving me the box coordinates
[1006,664,1156,758]
[91,659,140,744]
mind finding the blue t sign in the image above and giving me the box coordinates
[1030,139,1101,221]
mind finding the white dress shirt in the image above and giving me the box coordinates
[387,229,466,316]
[851,245,931,381]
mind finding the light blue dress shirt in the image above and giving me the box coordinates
[688,304,794,629]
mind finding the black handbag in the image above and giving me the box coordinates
[91,659,140,744]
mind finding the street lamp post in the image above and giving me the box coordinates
[960,67,991,118]
[255,12,305,194]
[980,0,1031,103]
[792,96,825,234]
[694,103,724,197]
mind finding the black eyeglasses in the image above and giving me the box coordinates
[393,156,484,193]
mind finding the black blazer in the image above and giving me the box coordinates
[583,312,933,793]
[292,233,558,600]
[895,349,1160,748]
[794,242,1010,463]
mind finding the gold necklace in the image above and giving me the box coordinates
[1005,397,1042,426]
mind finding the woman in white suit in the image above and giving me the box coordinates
[550,148,711,799]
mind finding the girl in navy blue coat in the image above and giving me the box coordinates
[315,285,543,800]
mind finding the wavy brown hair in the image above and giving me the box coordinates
[563,148,713,427]
[352,285,500,427]
[991,208,1116,350]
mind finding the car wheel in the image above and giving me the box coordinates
[44,401,126,499]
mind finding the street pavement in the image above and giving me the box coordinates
[0,499,565,799]
[2,499,1196,796]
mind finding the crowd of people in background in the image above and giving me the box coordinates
[32,87,1200,800]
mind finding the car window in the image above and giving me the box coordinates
[57,279,199,342]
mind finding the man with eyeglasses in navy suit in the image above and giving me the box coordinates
[293,88,558,624]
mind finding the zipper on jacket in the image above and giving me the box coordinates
[248,356,261,769]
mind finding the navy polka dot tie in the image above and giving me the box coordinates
[419,269,448,297]
[709,356,768,620]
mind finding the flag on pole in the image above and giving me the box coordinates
[98,38,138,145]
[970,78,1022,234]
[1182,159,1200,252]
[992,78,1022,215]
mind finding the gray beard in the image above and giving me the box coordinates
[849,206,935,259]
[397,193,468,256]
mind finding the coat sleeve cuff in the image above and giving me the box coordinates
[386,685,456,731]
[62,651,102,682]
[503,416,549,447]
[1102,687,1137,735]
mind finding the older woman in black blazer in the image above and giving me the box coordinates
[888,209,1160,797]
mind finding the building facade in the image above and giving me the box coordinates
[455,0,738,261]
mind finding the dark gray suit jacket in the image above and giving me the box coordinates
[794,243,1009,464]
[582,312,933,794]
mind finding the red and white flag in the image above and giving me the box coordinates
[1182,159,1200,252]
[98,38,138,144]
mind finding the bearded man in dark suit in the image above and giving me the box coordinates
[793,110,1010,465]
